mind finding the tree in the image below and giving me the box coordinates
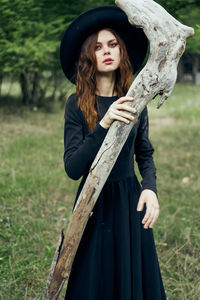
[0,0,66,105]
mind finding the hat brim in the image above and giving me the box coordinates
[60,6,149,84]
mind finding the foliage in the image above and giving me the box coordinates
[0,0,69,105]
[0,0,62,74]
[1,0,198,75]
[0,0,199,106]
[157,0,200,54]
[157,0,200,16]
[186,25,200,55]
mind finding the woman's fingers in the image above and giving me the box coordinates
[99,96,136,129]
[114,97,136,113]
[143,206,155,229]
[109,111,131,124]
[116,96,134,104]
[142,203,160,229]
[109,100,137,124]
[110,108,135,122]
[149,207,160,228]
[115,103,136,114]
[142,205,152,226]
[137,189,160,229]
[110,115,131,124]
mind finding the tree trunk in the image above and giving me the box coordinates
[43,1,194,299]
[49,74,58,103]
[31,72,40,105]
[191,54,199,84]
[39,77,51,102]
[177,58,184,82]
[0,72,3,97]
[20,72,30,105]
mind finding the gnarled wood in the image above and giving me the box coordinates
[43,1,194,299]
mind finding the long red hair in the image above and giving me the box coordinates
[76,28,133,131]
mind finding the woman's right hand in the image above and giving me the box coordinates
[99,96,136,129]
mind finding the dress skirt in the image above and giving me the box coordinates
[64,94,166,299]
[64,175,166,300]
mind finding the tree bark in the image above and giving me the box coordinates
[191,54,199,84]
[43,1,194,299]
[49,74,58,103]
[177,58,184,82]
[31,72,40,105]
[0,72,3,97]
[20,72,30,105]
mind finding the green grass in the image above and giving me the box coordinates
[0,83,200,299]
[148,84,200,300]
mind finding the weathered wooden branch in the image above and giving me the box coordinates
[43,0,194,299]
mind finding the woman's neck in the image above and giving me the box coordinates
[95,72,116,97]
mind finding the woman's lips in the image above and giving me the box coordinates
[103,58,114,64]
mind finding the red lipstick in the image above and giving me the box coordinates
[103,58,114,64]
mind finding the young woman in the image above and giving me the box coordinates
[60,6,166,300]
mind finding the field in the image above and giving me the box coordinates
[0,83,200,299]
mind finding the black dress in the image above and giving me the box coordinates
[63,94,166,300]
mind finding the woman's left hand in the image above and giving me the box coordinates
[137,189,160,229]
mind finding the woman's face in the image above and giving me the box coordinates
[95,29,121,73]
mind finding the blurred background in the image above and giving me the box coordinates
[0,0,200,110]
[0,0,200,299]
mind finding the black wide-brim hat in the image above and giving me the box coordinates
[60,5,149,84]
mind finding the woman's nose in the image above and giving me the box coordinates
[103,46,110,55]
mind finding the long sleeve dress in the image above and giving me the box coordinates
[63,93,166,300]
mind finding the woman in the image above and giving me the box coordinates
[60,5,166,300]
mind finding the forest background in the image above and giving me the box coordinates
[0,0,200,107]
[0,0,200,299]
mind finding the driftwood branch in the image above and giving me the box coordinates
[43,0,194,299]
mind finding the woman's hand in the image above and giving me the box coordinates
[99,96,136,129]
[137,189,160,229]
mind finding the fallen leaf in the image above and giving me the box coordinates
[182,177,190,184]
[58,207,66,212]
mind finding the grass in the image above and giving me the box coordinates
[0,83,200,299]
[148,84,200,300]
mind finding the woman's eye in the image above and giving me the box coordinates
[109,43,118,47]
[95,45,101,51]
